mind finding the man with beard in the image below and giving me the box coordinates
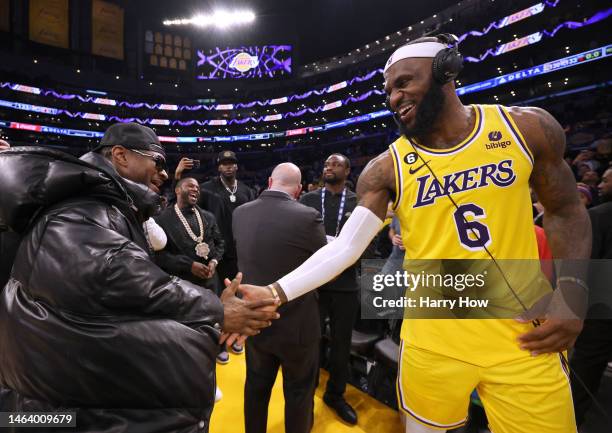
[155,177,224,292]
[200,150,256,360]
[237,35,590,432]
[200,150,256,283]
[174,157,227,226]
[570,167,612,426]
[155,176,226,402]
[0,123,278,433]
[299,154,359,424]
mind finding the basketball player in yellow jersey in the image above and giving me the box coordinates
[234,34,591,433]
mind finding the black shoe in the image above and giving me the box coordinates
[323,394,357,425]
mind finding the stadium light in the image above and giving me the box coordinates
[163,10,255,29]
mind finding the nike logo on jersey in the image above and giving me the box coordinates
[409,161,430,175]
[413,160,517,208]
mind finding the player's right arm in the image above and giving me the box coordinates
[240,151,396,304]
[355,151,396,220]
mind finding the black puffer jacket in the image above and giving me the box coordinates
[0,148,224,433]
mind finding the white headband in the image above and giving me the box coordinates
[384,42,447,73]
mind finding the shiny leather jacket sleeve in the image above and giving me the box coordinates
[14,200,224,325]
[2,200,223,409]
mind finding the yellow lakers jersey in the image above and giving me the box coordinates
[389,104,549,365]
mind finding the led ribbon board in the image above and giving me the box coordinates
[457,45,612,96]
[464,7,612,62]
[0,90,387,126]
[0,99,60,115]
[458,1,552,43]
[0,120,103,138]
[1,45,609,142]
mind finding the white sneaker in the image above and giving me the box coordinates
[215,386,223,403]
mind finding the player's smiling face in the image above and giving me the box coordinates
[384,57,445,138]
[385,58,430,123]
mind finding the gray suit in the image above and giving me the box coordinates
[233,189,327,433]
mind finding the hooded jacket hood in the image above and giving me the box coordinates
[0,147,161,233]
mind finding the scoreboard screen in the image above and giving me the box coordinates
[196,45,292,80]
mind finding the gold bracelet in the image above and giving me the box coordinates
[267,284,280,300]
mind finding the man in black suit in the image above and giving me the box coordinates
[233,163,327,433]
[200,150,256,360]
[570,167,612,426]
[300,153,359,424]
[200,150,256,284]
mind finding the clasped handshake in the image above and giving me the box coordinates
[218,273,282,347]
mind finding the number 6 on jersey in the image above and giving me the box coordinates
[453,203,492,251]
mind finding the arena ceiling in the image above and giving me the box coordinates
[133,0,458,64]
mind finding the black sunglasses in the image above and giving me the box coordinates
[130,149,167,171]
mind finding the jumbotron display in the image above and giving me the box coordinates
[196,45,292,79]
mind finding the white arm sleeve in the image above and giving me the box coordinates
[143,217,167,251]
[277,205,383,301]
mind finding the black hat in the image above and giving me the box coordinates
[217,150,238,165]
[95,122,165,157]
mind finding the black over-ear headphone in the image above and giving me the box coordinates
[385,33,463,118]
[431,33,463,84]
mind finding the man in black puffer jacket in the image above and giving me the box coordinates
[0,123,278,433]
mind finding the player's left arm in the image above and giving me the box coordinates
[511,106,591,258]
[509,106,591,355]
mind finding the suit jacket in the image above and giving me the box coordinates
[200,177,256,259]
[233,190,327,345]
[589,201,612,259]
[154,205,225,287]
